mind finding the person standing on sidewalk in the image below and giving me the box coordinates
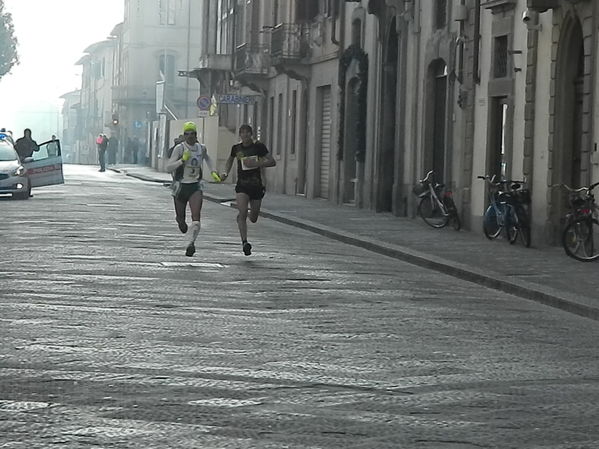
[107,135,118,165]
[220,124,276,256]
[166,121,219,257]
[96,134,108,172]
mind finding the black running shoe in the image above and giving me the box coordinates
[242,242,252,256]
[185,242,195,257]
[177,219,188,234]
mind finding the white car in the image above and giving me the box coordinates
[0,136,64,199]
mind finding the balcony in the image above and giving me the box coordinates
[482,0,517,13]
[270,23,310,63]
[234,43,269,76]
[196,54,232,72]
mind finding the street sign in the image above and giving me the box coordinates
[198,110,209,118]
[217,94,258,104]
[197,96,211,111]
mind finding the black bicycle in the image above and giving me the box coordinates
[413,171,461,230]
[554,182,599,262]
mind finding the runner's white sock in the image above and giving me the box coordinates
[188,221,201,245]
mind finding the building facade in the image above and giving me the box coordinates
[62,0,599,246]
[59,90,81,164]
[75,39,116,164]
[198,0,599,246]
[115,0,204,166]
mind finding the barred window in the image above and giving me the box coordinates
[493,35,508,78]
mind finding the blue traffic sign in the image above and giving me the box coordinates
[197,96,211,110]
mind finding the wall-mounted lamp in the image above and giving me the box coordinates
[454,4,468,22]
[522,9,542,31]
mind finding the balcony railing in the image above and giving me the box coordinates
[234,43,269,75]
[270,23,310,61]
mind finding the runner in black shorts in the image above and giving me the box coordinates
[166,121,219,257]
[221,124,276,256]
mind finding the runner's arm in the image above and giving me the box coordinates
[258,152,276,168]
[202,145,215,173]
[165,145,183,173]
[220,154,235,180]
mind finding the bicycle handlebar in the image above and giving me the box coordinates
[552,183,591,194]
[419,170,434,184]
[478,175,527,186]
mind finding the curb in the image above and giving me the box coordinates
[118,169,171,184]
[121,172,599,322]
[204,193,599,322]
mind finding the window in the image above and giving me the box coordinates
[160,0,176,25]
[490,97,510,179]
[351,19,362,47]
[217,0,235,54]
[159,54,175,84]
[92,60,102,80]
[273,0,280,26]
[296,0,319,22]
[435,0,447,29]
[277,93,283,155]
[290,90,297,155]
[493,35,508,78]
[269,96,274,148]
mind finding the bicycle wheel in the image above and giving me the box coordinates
[562,217,599,262]
[506,205,519,244]
[483,204,502,239]
[516,205,531,248]
[444,197,461,231]
[418,195,449,228]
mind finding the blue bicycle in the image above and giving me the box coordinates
[478,175,531,247]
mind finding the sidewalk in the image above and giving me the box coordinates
[114,165,599,321]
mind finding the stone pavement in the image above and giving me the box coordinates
[111,164,599,321]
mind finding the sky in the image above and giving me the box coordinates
[0,0,124,141]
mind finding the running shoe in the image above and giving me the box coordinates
[185,242,195,257]
[177,219,188,234]
[242,242,252,256]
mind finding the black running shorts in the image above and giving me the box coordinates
[175,182,201,203]
[235,184,265,201]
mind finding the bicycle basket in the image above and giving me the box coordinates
[570,195,587,209]
[412,181,429,197]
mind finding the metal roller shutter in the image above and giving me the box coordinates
[319,86,332,199]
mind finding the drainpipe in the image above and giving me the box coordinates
[523,19,540,219]
[473,0,481,84]
[185,0,191,118]
[590,0,598,185]
[331,0,339,46]
[409,0,422,217]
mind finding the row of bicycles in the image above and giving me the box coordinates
[412,170,599,262]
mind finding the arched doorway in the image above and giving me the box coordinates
[343,77,360,204]
[339,44,368,205]
[550,18,585,237]
[377,18,398,212]
[425,59,448,183]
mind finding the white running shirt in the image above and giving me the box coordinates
[166,142,214,184]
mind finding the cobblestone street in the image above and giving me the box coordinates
[2,166,599,448]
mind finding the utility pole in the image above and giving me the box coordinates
[185,0,192,118]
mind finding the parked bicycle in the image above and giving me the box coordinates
[478,175,531,247]
[553,182,599,262]
[413,170,461,230]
